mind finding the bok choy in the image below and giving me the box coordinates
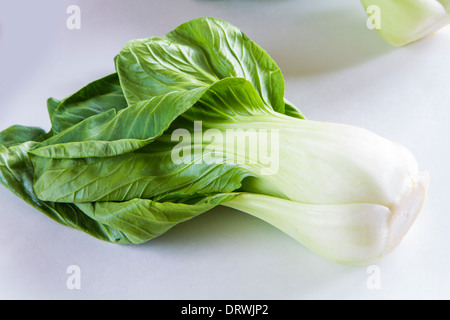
[0,17,429,265]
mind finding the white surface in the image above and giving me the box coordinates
[0,0,449,300]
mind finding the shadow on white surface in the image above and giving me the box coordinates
[0,185,364,300]
[269,8,394,77]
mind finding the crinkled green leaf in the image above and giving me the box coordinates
[49,73,128,134]
[0,126,133,243]
[115,16,298,117]
[0,125,47,148]
[0,125,240,244]
[76,193,237,244]
[29,86,212,159]
[31,139,251,203]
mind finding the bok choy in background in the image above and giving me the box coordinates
[0,17,429,266]
[361,0,450,46]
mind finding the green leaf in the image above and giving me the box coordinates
[31,138,251,203]
[284,99,306,119]
[0,126,132,243]
[0,125,47,148]
[115,16,290,115]
[75,193,237,244]
[29,86,212,159]
[49,73,128,134]
[46,97,61,120]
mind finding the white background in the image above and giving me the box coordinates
[0,0,449,300]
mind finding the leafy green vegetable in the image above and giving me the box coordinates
[362,0,450,46]
[0,17,428,265]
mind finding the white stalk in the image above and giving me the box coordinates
[224,175,428,265]
[217,116,429,265]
